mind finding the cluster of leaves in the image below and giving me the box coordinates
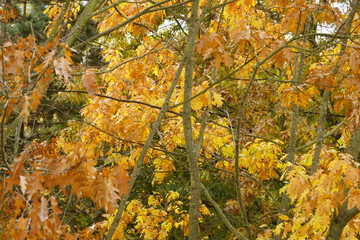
[2,0,360,239]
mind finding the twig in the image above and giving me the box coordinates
[49,90,181,116]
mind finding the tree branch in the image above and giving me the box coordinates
[49,90,181,116]
[201,183,248,240]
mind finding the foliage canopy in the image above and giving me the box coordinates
[2,0,360,239]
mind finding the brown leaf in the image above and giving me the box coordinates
[349,51,360,74]
[30,91,43,111]
[113,165,130,195]
[222,51,232,67]
[20,95,31,124]
[54,57,71,83]
[19,176,27,195]
[44,50,56,67]
[26,172,44,200]
[12,50,25,73]
[82,69,98,97]
[50,196,61,225]
[38,197,48,222]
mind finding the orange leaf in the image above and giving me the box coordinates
[65,49,74,64]
[50,196,61,225]
[222,51,232,67]
[46,34,59,50]
[20,95,31,124]
[82,69,98,97]
[30,91,43,111]
[113,164,130,195]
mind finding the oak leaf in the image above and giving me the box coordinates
[39,197,48,222]
[20,95,31,124]
[113,164,130,195]
[44,50,56,67]
[82,69,98,97]
[65,49,74,64]
[54,57,71,83]
[30,91,43,111]
[19,176,27,195]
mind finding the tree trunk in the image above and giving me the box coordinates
[65,0,99,47]
[182,0,201,238]
[310,89,329,175]
[347,128,360,162]
[275,52,303,240]
[325,206,359,240]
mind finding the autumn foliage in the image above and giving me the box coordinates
[2,0,360,239]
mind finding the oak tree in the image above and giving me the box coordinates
[2,0,360,239]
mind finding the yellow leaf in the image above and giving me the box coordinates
[192,99,204,111]
[158,229,168,239]
[148,195,158,206]
[167,191,180,202]
[200,204,211,216]
[112,224,123,240]
[213,92,223,107]
[274,223,284,236]
[279,215,289,221]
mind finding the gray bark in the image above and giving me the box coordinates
[324,125,360,240]
[182,0,201,238]
[65,0,99,47]
[275,52,303,240]
[347,128,360,162]
[325,206,359,240]
[232,59,261,240]
[310,89,329,175]
[312,0,359,176]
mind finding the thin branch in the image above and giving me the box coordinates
[72,46,167,76]
[0,100,10,169]
[201,183,248,240]
[201,160,281,211]
[229,77,337,88]
[195,107,209,156]
[208,0,239,11]
[91,0,127,17]
[49,90,181,116]
[43,103,184,158]
[65,0,100,47]
[297,117,346,151]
